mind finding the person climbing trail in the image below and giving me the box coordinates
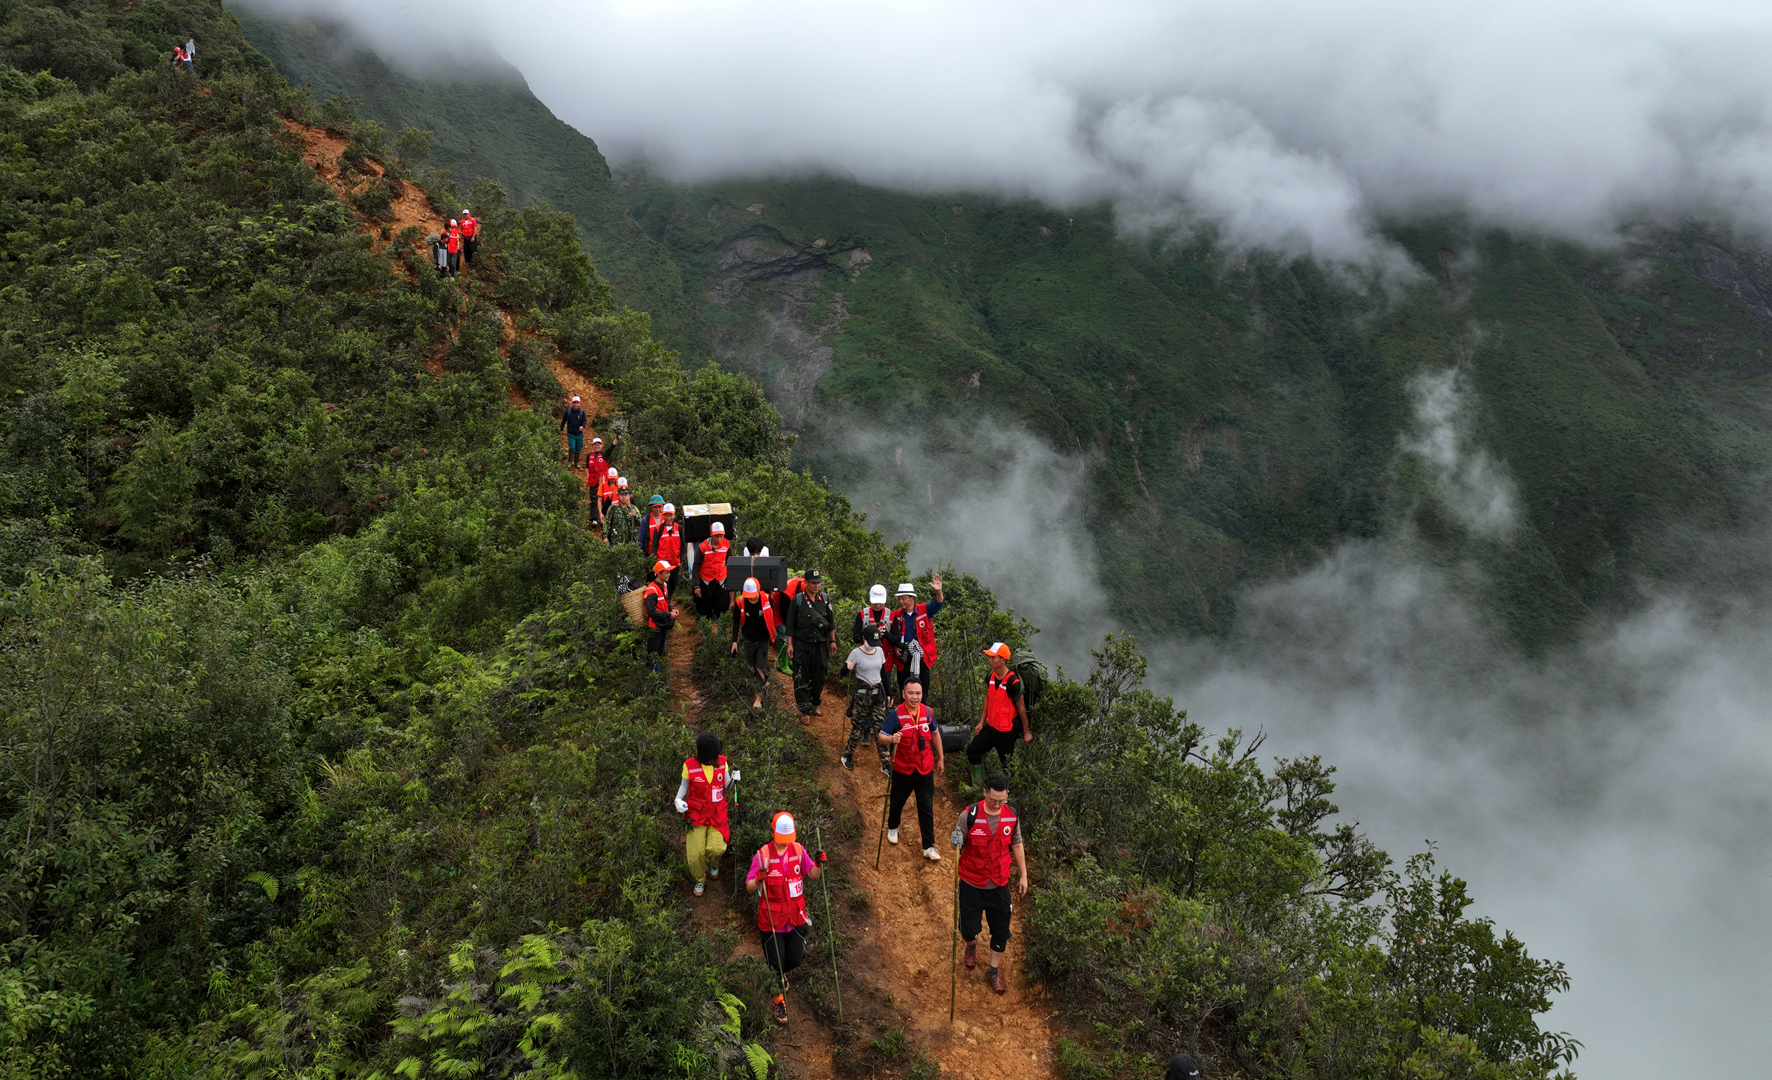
[729,576,777,711]
[584,436,610,491]
[674,732,733,896]
[967,642,1031,786]
[602,479,637,547]
[853,584,902,705]
[890,575,944,697]
[694,521,733,620]
[596,467,620,526]
[429,232,448,277]
[746,812,826,1024]
[184,35,196,70]
[560,395,587,467]
[650,504,683,598]
[879,679,945,860]
[951,772,1028,995]
[172,44,189,70]
[842,624,892,774]
[459,210,479,265]
[785,569,836,717]
[775,570,805,675]
[639,493,664,553]
[643,559,677,673]
[445,220,462,277]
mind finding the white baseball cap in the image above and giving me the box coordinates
[869,584,887,604]
[663,503,675,514]
[711,522,725,534]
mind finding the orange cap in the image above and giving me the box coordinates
[652,559,674,574]
[983,642,1011,659]
[743,577,761,595]
[771,812,797,846]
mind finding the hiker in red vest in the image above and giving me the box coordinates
[950,772,1028,995]
[596,466,620,526]
[729,577,777,710]
[746,811,826,1024]
[966,642,1032,787]
[852,583,902,704]
[649,504,683,597]
[643,559,677,673]
[694,521,732,619]
[459,210,479,264]
[674,732,733,896]
[877,680,945,860]
[889,575,944,696]
[445,220,462,277]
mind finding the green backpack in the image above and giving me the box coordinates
[1013,651,1047,710]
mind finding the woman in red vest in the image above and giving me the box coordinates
[649,504,683,597]
[445,220,462,277]
[876,680,945,860]
[950,772,1028,995]
[643,559,676,673]
[674,732,733,895]
[596,466,620,525]
[729,577,777,710]
[694,520,732,619]
[745,812,826,1024]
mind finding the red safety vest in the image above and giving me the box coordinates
[698,537,730,583]
[754,842,810,932]
[654,522,682,564]
[597,476,619,501]
[736,597,777,640]
[889,703,937,775]
[958,801,1019,889]
[858,606,899,671]
[644,581,669,629]
[584,452,609,484]
[447,228,461,253]
[893,603,938,666]
[683,755,730,841]
[460,215,478,239]
[984,670,1022,732]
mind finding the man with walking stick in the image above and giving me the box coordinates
[746,812,826,1024]
[950,772,1028,995]
[877,680,945,861]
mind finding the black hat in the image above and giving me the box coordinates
[1164,1054,1201,1080]
[695,732,722,764]
[862,624,882,644]
[806,568,823,583]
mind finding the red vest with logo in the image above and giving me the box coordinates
[447,227,461,253]
[683,755,730,841]
[889,703,937,775]
[461,215,478,239]
[858,606,899,671]
[754,842,810,932]
[644,581,669,629]
[984,670,1022,732]
[698,537,730,583]
[654,522,682,564]
[584,452,609,485]
[958,801,1019,889]
[893,603,938,665]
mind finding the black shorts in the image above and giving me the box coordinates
[959,881,1012,953]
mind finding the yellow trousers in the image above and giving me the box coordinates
[686,825,728,883]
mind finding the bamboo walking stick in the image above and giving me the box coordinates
[875,788,890,870]
[814,824,842,1021]
[757,849,789,1000]
[949,832,961,1023]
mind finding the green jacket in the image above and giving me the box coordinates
[603,500,639,546]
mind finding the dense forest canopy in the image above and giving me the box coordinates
[1,3,1576,1078]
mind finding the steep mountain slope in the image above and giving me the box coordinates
[228,8,1772,650]
[229,2,701,346]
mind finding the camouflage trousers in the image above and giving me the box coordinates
[844,685,891,771]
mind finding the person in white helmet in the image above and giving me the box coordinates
[852,583,903,704]
[729,576,777,710]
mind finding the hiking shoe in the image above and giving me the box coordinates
[707,865,719,879]
[881,764,890,777]
[772,995,788,1025]
[887,828,899,845]
[841,754,853,770]
[693,881,705,896]
[987,968,1006,995]
[923,847,941,861]
[963,942,977,969]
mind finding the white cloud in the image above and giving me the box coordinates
[245,0,1772,262]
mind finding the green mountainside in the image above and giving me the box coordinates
[1,2,1582,1077]
[230,9,1772,650]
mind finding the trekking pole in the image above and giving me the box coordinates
[875,789,889,870]
[814,824,842,1021]
[949,836,961,1023]
[757,859,790,1000]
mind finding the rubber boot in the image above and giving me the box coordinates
[971,764,985,790]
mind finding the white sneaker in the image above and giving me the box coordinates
[923,847,941,861]
[707,865,719,878]
[693,881,705,896]
[887,828,899,845]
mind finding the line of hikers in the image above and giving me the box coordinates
[570,400,1201,1072]
[171,35,196,72]
[428,213,480,278]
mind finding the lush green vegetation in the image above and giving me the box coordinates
[2,4,1580,1078]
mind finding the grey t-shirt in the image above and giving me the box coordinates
[845,645,886,687]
